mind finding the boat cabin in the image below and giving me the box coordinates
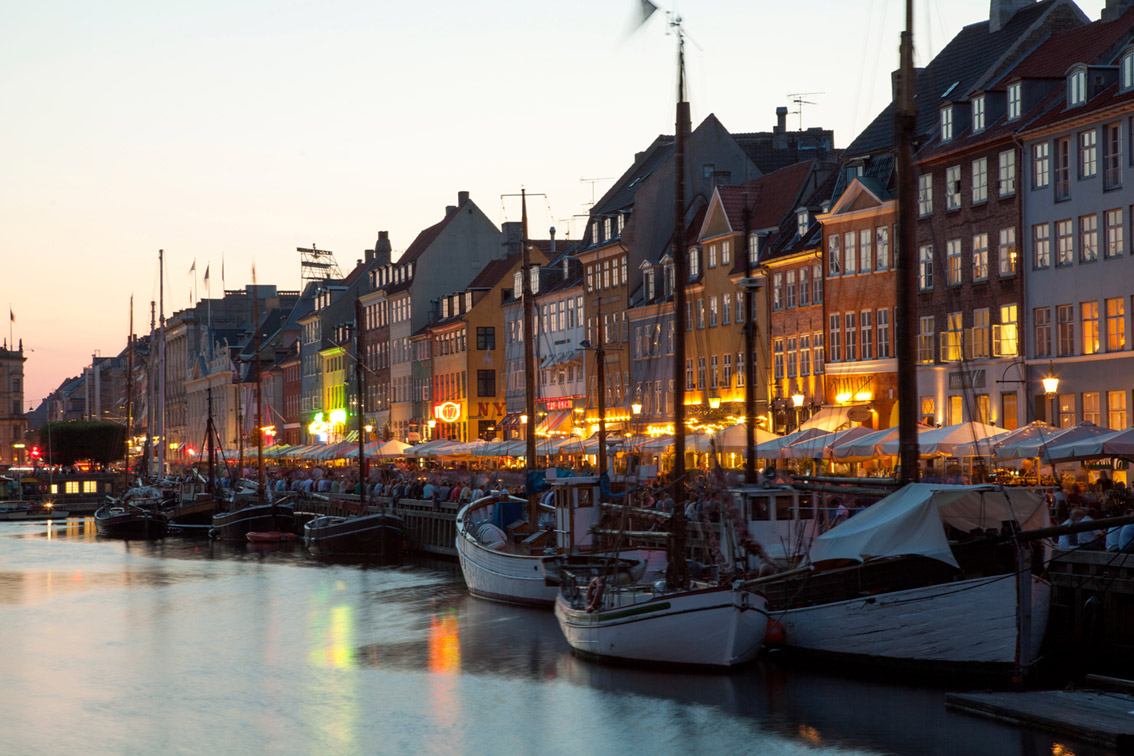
[550,475,602,552]
[728,484,820,565]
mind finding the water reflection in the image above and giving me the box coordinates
[0,520,1115,756]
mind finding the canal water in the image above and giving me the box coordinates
[0,519,1110,756]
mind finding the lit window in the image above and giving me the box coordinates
[998,304,1018,357]
[972,233,989,281]
[1106,297,1126,352]
[999,227,1018,276]
[946,238,962,285]
[1082,300,1100,355]
[918,316,935,364]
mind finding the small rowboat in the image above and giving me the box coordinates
[247,531,298,543]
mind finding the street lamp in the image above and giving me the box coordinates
[1042,362,1060,426]
[791,392,805,432]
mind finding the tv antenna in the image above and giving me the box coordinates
[297,244,342,285]
[580,177,612,208]
[787,92,824,130]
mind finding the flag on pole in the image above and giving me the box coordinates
[8,307,12,323]
[189,259,196,275]
[204,264,210,289]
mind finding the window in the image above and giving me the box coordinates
[949,395,964,426]
[918,174,933,216]
[829,313,842,363]
[947,238,962,285]
[785,271,796,309]
[697,357,706,390]
[1033,223,1051,268]
[686,359,694,388]
[972,95,985,133]
[797,210,810,238]
[1080,214,1098,263]
[1033,142,1050,189]
[1055,137,1070,200]
[736,353,744,387]
[1082,301,1101,355]
[722,294,731,325]
[1106,208,1124,258]
[972,157,988,204]
[919,244,934,290]
[946,165,961,210]
[721,239,731,265]
[828,234,841,275]
[723,353,732,387]
[876,226,890,270]
[918,316,935,364]
[1107,297,1126,352]
[1002,392,1019,431]
[940,105,953,141]
[972,233,989,281]
[999,227,1018,276]
[943,311,963,362]
[735,292,744,324]
[798,267,809,307]
[1079,129,1097,180]
[843,231,857,275]
[1057,304,1075,356]
[972,308,990,359]
[1055,219,1073,266]
[748,233,759,265]
[688,248,699,280]
[65,481,79,494]
[711,354,720,387]
[1059,394,1076,428]
[1124,52,1134,91]
[812,263,823,304]
[877,308,891,359]
[707,243,717,268]
[709,296,718,327]
[1069,69,1087,107]
[476,327,495,350]
[786,338,797,378]
[1083,392,1101,425]
[814,332,825,374]
[1035,307,1052,358]
[859,228,872,273]
[921,396,936,425]
[860,310,873,361]
[83,481,98,494]
[999,304,1019,357]
[999,149,1016,196]
[845,312,857,362]
[772,274,783,311]
[1008,82,1022,120]
[477,370,496,397]
[975,394,991,425]
[1109,390,1128,429]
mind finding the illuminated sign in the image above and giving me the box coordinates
[433,402,462,423]
[541,398,575,411]
[329,408,347,425]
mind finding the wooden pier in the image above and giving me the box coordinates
[295,495,459,557]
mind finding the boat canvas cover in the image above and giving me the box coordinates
[807,484,1048,569]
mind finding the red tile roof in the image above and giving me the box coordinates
[1007,9,1134,82]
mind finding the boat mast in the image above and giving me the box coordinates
[251,272,265,507]
[355,297,368,509]
[147,300,155,480]
[158,250,166,479]
[667,15,691,590]
[895,0,920,483]
[520,189,540,526]
[206,386,216,497]
[743,199,757,485]
[124,295,134,491]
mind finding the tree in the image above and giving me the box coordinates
[38,421,127,466]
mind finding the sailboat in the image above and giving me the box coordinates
[455,191,666,606]
[95,297,169,540]
[304,298,406,562]
[211,269,296,541]
[553,14,768,668]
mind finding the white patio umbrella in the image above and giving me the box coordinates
[1030,422,1118,462]
[951,421,1055,459]
[829,425,927,460]
[1043,426,1134,460]
[372,439,411,458]
[879,422,1007,457]
[782,425,875,459]
[997,421,1112,462]
[758,427,830,456]
[705,423,781,452]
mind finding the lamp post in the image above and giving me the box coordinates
[1042,363,1060,427]
[791,392,805,432]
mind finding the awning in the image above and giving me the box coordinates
[799,405,861,432]
[498,413,522,431]
[536,409,574,435]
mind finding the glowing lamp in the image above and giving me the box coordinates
[329,408,348,425]
[631,402,642,415]
[1042,374,1060,395]
[708,396,721,409]
[835,392,852,404]
[854,391,873,402]
[791,393,805,408]
[364,424,374,434]
[520,414,529,424]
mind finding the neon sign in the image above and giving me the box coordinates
[434,402,462,423]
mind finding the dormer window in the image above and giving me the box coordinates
[465,292,473,312]
[1069,68,1087,107]
[688,247,700,280]
[1123,50,1134,91]
[797,209,810,238]
[442,298,450,318]
[529,267,540,295]
[1007,82,1021,121]
[940,105,953,142]
[972,95,986,133]
[645,268,656,301]
[513,271,523,295]
[593,219,605,245]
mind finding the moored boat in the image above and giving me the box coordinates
[212,501,296,542]
[304,512,406,563]
[94,502,168,539]
[0,501,70,521]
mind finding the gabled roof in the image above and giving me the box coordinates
[845,0,1085,157]
[466,251,522,290]
[1007,8,1134,81]
[399,202,466,265]
[590,135,675,218]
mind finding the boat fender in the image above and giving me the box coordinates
[585,578,604,613]
[765,619,786,645]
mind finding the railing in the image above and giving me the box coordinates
[296,494,460,556]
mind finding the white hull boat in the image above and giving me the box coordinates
[774,572,1050,668]
[555,582,768,668]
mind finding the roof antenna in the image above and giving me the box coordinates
[787,92,824,130]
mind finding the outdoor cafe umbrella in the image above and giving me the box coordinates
[879,421,1007,457]
[781,425,874,459]
[1040,426,1134,461]
[758,427,830,457]
[1028,422,1119,462]
[953,420,1056,459]
[996,421,1112,462]
[704,423,780,452]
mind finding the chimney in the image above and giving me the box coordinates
[502,221,522,256]
[775,106,788,133]
[990,0,1034,32]
[374,230,391,266]
[549,226,556,255]
[1102,0,1134,21]
[457,190,470,206]
[446,205,457,218]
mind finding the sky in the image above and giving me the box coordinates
[2,0,1110,407]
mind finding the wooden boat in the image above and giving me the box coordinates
[554,579,768,669]
[212,501,296,542]
[455,479,667,607]
[247,530,299,543]
[0,501,70,521]
[303,513,406,563]
[94,502,168,539]
[755,483,1051,672]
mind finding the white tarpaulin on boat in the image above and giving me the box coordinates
[807,483,1049,569]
